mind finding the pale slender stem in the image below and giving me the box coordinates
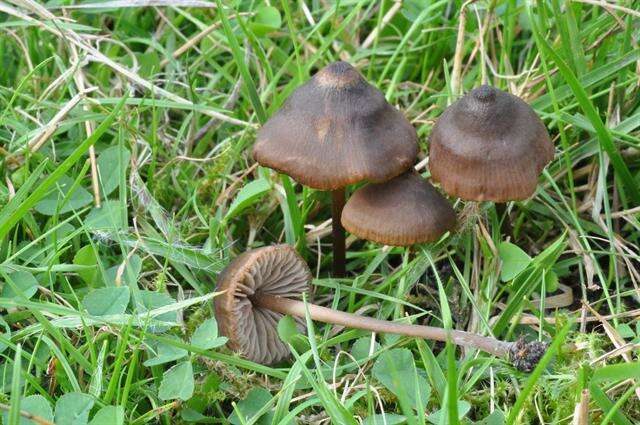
[26,88,96,153]
[71,49,101,208]
[254,294,513,358]
[88,145,101,207]
[361,0,402,49]
[331,188,346,277]
[451,0,478,96]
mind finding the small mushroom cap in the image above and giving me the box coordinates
[253,61,419,190]
[341,171,457,246]
[215,245,311,364]
[429,85,554,202]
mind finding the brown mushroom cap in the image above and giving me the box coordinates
[253,61,419,190]
[341,171,457,246]
[429,85,554,202]
[215,245,311,364]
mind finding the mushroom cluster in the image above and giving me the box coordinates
[254,63,553,275]
[253,61,455,276]
[213,63,556,371]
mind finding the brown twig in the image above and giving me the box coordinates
[0,402,55,425]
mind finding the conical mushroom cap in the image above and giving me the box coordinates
[341,172,457,246]
[215,245,311,364]
[253,61,419,190]
[429,85,553,201]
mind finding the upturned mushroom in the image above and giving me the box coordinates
[253,61,419,276]
[215,244,547,371]
[429,85,553,202]
[341,171,457,246]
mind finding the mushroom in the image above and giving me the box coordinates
[341,171,457,246]
[429,85,553,232]
[253,61,419,276]
[429,85,553,202]
[215,245,310,364]
[215,244,547,371]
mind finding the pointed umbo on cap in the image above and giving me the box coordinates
[215,245,311,364]
[341,171,457,246]
[429,85,554,202]
[253,61,419,190]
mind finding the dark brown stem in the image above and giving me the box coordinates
[331,188,346,277]
[256,294,511,357]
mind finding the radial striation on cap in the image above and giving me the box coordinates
[214,245,311,364]
[341,172,457,246]
[429,85,554,202]
[253,61,419,190]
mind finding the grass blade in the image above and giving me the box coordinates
[0,95,127,241]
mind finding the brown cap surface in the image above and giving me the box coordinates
[341,172,457,246]
[253,61,419,190]
[215,245,311,364]
[429,85,554,201]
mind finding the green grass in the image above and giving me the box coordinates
[1,1,640,424]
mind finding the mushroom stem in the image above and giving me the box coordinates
[331,188,347,277]
[253,294,547,371]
